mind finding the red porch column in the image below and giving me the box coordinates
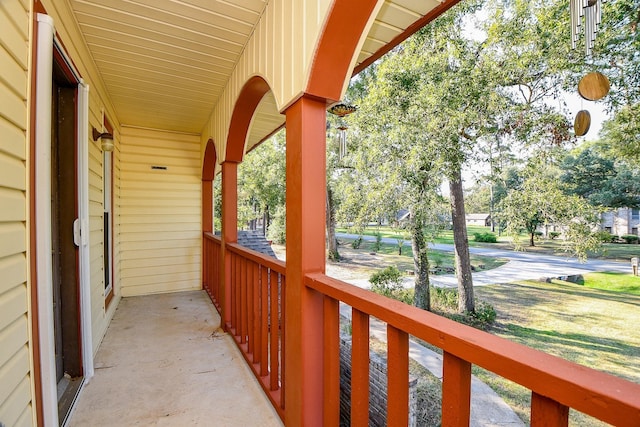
[220,160,238,329]
[284,95,327,426]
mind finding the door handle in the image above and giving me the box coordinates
[73,218,81,247]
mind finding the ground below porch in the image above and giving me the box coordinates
[68,291,282,426]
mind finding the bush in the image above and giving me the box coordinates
[473,232,497,243]
[351,236,363,249]
[593,230,615,243]
[267,205,286,244]
[430,286,496,330]
[372,232,382,252]
[369,266,413,305]
[549,231,561,240]
[622,234,639,244]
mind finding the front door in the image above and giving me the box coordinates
[51,54,83,425]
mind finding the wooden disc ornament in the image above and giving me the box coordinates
[574,110,591,136]
[578,72,610,101]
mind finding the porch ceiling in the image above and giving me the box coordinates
[69,0,450,140]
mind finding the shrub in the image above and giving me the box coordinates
[473,232,497,243]
[549,231,561,240]
[267,205,286,244]
[593,230,615,243]
[622,234,639,244]
[351,236,363,249]
[369,266,413,305]
[430,286,496,330]
[372,232,382,252]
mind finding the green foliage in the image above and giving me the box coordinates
[561,146,640,209]
[495,163,601,259]
[369,266,413,305]
[351,236,363,249]
[474,232,497,243]
[549,231,561,240]
[267,205,286,244]
[372,233,382,253]
[594,230,615,243]
[622,234,639,244]
[238,131,286,230]
[430,287,496,330]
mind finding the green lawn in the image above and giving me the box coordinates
[335,237,507,274]
[575,271,640,295]
[474,280,640,426]
[337,224,640,261]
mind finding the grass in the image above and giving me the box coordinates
[336,224,491,246]
[337,224,640,261]
[576,271,640,295]
[335,238,507,275]
[474,280,640,426]
[327,244,640,425]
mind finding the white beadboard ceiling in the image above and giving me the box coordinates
[69,0,450,147]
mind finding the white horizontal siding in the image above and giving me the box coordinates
[119,127,201,297]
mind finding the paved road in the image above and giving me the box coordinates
[336,233,631,288]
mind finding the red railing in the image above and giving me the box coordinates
[204,235,640,425]
[225,242,286,419]
[203,233,222,310]
[305,272,640,426]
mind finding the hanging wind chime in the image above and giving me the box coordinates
[570,0,606,56]
[570,0,610,137]
[328,103,357,159]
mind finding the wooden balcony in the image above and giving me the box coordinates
[67,290,282,426]
[204,233,640,426]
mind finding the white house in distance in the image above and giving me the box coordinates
[601,207,640,237]
[465,213,492,227]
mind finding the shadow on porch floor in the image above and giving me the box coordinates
[68,291,282,426]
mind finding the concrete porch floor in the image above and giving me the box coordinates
[68,291,283,426]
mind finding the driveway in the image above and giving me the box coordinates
[336,233,631,288]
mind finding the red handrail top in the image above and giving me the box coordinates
[203,232,221,242]
[226,242,286,275]
[305,272,640,426]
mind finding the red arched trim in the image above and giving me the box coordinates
[225,76,271,162]
[202,138,217,181]
[306,0,379,102]
[202,139,217,233]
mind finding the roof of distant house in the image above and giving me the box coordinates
[237,230,277,258]
[466,213,491,220]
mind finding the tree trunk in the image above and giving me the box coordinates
[529,231,535,247]
[449,172,475,313]
[326,185,340,261]
[410,213,430,311]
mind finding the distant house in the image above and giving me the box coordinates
[600,207,640,236]
[465,213,491,227]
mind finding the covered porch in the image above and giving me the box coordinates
[68,291,281,426]
[12,0,640,425]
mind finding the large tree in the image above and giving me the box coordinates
[238,131,286,233]
[496,163,600,258]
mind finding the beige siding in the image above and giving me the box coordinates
[0,0,32,425]
[41,0,123,355]
[119,127,201,297]
[202,0,334,161]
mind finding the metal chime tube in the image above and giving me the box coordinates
[571,0,606,55]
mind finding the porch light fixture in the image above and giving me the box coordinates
[93,127,114,152]
[570,0,606,55]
